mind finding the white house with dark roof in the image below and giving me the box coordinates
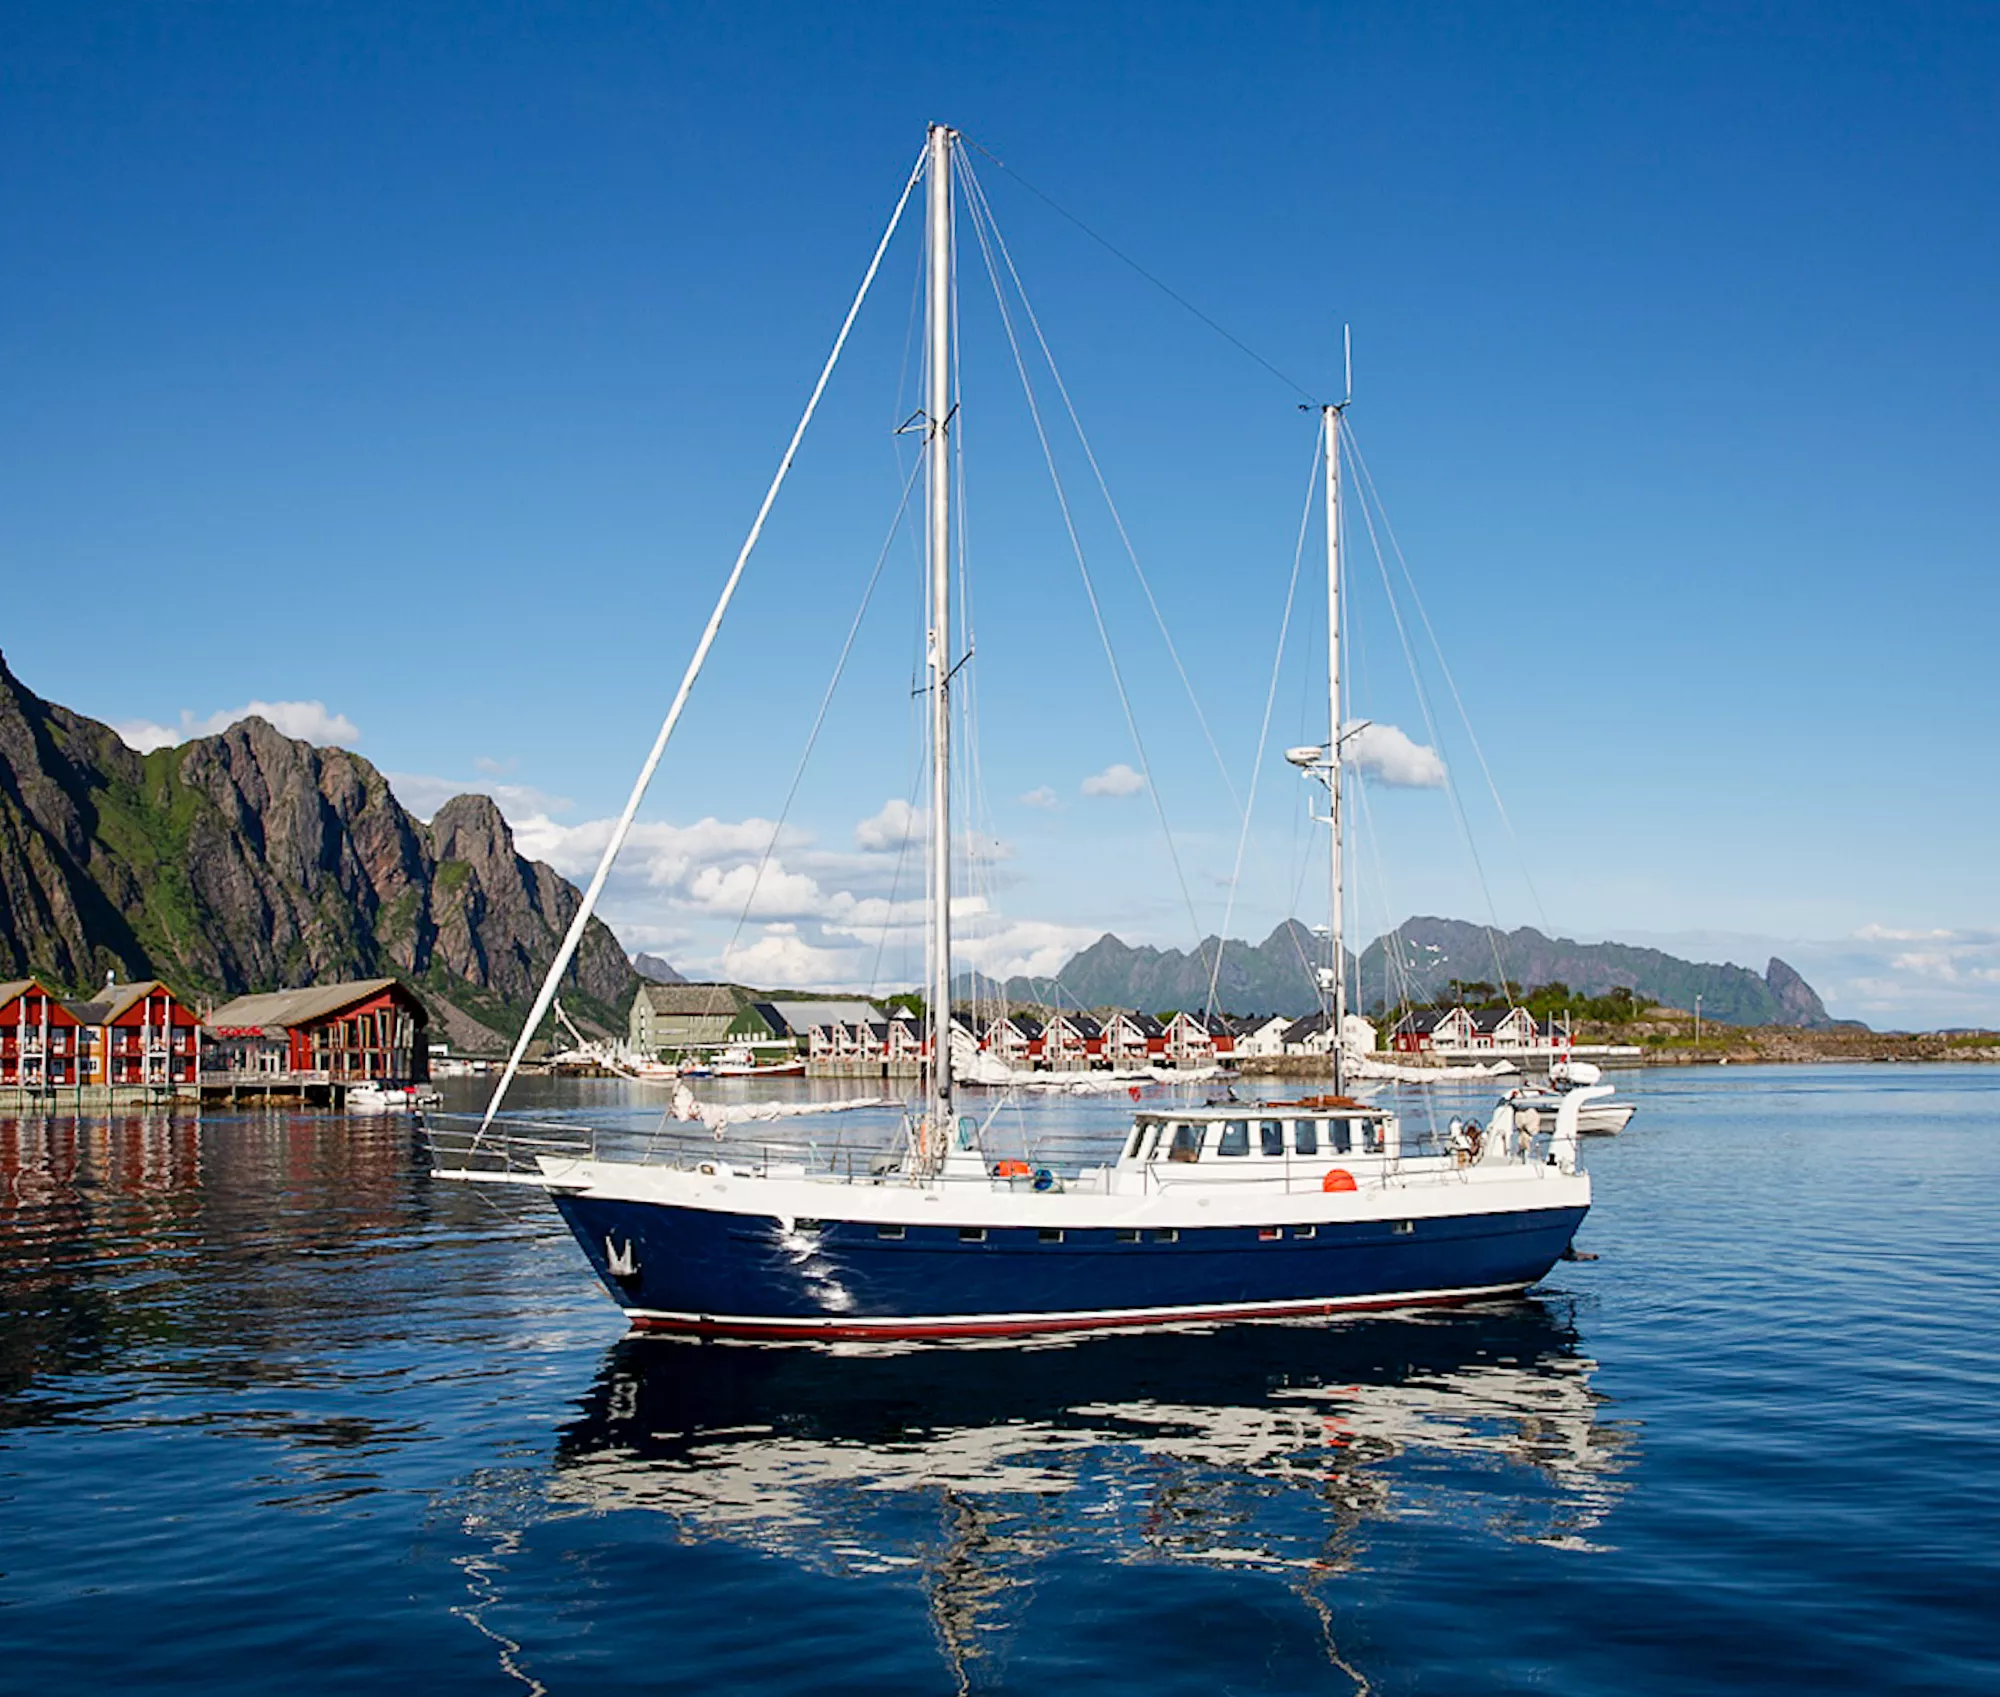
[1232,1015,1293,1057]
[1100,1011,1162,1067]
[1043,1011,1101,1070]
[984,1013,1044,1067]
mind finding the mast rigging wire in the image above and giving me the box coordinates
[1339,416,1514,1000]
[958,158,1212,970]
[959,157,1249,825]
[475,144,928,1138]
[714,453,927,981]
[1345,428,1553,939]
[962,134,1319,405]
[1204,426,1322,1020]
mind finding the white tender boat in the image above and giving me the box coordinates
[347,1081,443,1114]
[1502,1060,1637,1136]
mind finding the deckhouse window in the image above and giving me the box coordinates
[1217,1121,1250,1158]
[1330,1120,1352,1155]
[1259,1120,1285,1157]
[1293,1120,1319,1157]
[1168,1123,1203,1164]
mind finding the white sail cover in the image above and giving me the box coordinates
[1349,1055,1520,1083]
[670,1083,891,1130]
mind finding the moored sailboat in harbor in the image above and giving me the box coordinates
[428,125,1604,1339]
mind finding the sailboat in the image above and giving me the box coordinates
[428,125,1605,1340]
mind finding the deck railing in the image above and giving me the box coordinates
[417,1108,1550,1194]
[422,1110,926,1185]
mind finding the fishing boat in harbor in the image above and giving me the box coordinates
[348,1081,442,1114]
[711,1045,807,1079]
[428,125,1603,1339]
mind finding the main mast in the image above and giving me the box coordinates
[1324,403,1346,1096]
[924,123,956,1159]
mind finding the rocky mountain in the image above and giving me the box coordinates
[996,912,1830,1027]
[1003,922,1323,1014]
[1357,916,1830,1028]
[632,953,685,985]
[0,652,634,1044]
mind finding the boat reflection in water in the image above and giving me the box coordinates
[550,1301,1635,1680]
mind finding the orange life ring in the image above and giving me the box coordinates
[1321,1168,1357,1193]
[992,1159,1032,1178]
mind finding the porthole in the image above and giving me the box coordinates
[1292,1225,1316,1240]
[1116,1228,1141,1244]
[958,1227,987,1243]
[877,1224,906,1240]
[1039,1228,1065,1243]
[1154,1228,1179,1243]
[1391,1219,1415,1235]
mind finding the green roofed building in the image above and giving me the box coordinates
[628,983,755,1056]
[627,985,889,1059]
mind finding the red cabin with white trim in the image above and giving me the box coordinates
[68,980,202,1086]
[0,980,87,1088]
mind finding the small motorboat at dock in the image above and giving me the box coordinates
[346,1081,443,1114]
[1501,1060,1636,1136]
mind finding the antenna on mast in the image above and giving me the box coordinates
[1342,323,1352,405]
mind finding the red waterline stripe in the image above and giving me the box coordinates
[625,1283,1528,1342]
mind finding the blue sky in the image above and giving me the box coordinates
[4,1,1997,1025]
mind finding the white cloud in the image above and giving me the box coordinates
[953,918,1103,981]
[1345,722,1446,789]
[1889,950,1963,982]
[439,791,1082,993]
[686,858,830,920]
[473,755,517,775]
[720,924,854,988]
[1081,762,1146,798]
[1019,785,1060,810]
[114,720,183,754]
[387,773,574,823]
[114,699,361,753]
[512,814,796,885]
[854,798,922,852]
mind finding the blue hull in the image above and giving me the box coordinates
[551,1194,1589,1338]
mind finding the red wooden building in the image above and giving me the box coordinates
[0,979,87,1088]
[205,978,429,1082]
[67,980,201,1087]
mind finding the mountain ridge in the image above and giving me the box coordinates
[0,652,635,1043]
[986,914,1830,1026]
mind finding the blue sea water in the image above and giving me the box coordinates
[2,1065,1995,1695]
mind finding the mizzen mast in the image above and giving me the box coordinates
[923,122,957,1162]
[1323,401,1347,1097]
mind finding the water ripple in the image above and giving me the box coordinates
[0,1069,1995,1692]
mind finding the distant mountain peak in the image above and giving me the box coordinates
[1765,956,1830,1026]
[0,652,636,1047]
[992,912,1832,1027]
